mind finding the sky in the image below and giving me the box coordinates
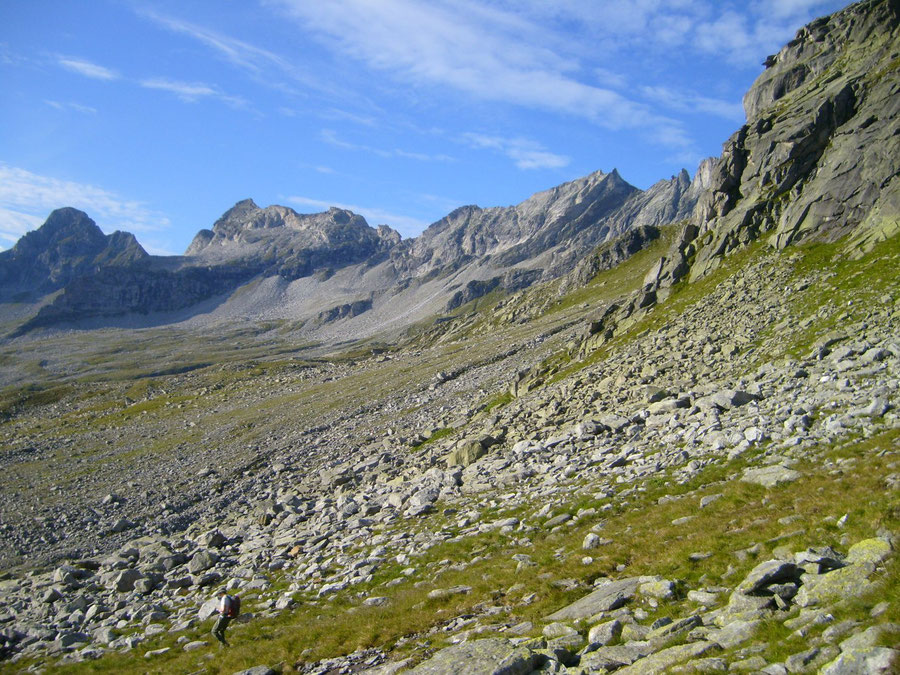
[0,0,849,256]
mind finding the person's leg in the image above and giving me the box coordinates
[212,615,229,644]
[220,616,231,645]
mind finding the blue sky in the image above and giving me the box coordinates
[0,0,848,255]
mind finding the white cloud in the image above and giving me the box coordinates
[760,0,834,20]
[44,100,98,114]
[0,164,171,247]
[137,8,338,98]
[462,133,569,170]
[693,2,842,65]
[140,10,285,74]
[268,0,669,132]
[594,67,628,90]
[139,77,247,107]
[286,195,427,237]
[57,57,118,80]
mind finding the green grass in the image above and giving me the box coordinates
[0,383,75,419]
[775,234,899,359]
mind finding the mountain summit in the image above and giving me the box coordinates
[0,208,147,303]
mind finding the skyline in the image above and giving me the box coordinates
[1,0,848,255]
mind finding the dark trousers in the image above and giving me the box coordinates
[212,614,231,644]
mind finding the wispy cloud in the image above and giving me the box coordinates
[139,10,286,74]
[53,48,249,112]
[139,77,247,107]
[505,1,841,65]
[320,129,454,163]
[137,8,338,98]
[268,0,669,133]
[286,195,427,237]
[44,100,98,115]
[0,164,171,248]
[57,56,118,80]
[462,133,569,170]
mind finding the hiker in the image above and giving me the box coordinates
[211,591,240,646]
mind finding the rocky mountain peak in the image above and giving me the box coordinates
[0,208,149,303]
[13,207,106,256]
[217,198,260,223]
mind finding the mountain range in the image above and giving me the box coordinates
[0,166,704,339]
[2,0,897,344]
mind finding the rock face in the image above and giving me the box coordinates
[689,0,900,279]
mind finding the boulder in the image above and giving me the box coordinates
[113,569,143,593]
[547,577,642,620]
[587,619,623,647]
[406,637,541,674]
[741,465,803,488]
[446,439,488,468]
[709,389,759,409]
[198,597,219,621]
[639,578,676,600]
[188,550,219,574]
[613,641,718,674]
[845,539,892,566]
[821,647,898,675]
[794,564,877,608]
[736,560,801,595]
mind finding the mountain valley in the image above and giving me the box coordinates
[0,1,898,673]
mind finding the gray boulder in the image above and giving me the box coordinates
[741,464,803,488]
[547,577,642,620]
[821,647,898,675]
[736,560,801,595]
[188,550,219,574]
[113,569,143,593]
[406,637,540,674]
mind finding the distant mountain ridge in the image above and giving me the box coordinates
[1,0,897,339]
[0,167,704,337]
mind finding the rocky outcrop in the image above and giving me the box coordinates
[689,0,900,279]
[445,269,543,311]
[560,225,661,293]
